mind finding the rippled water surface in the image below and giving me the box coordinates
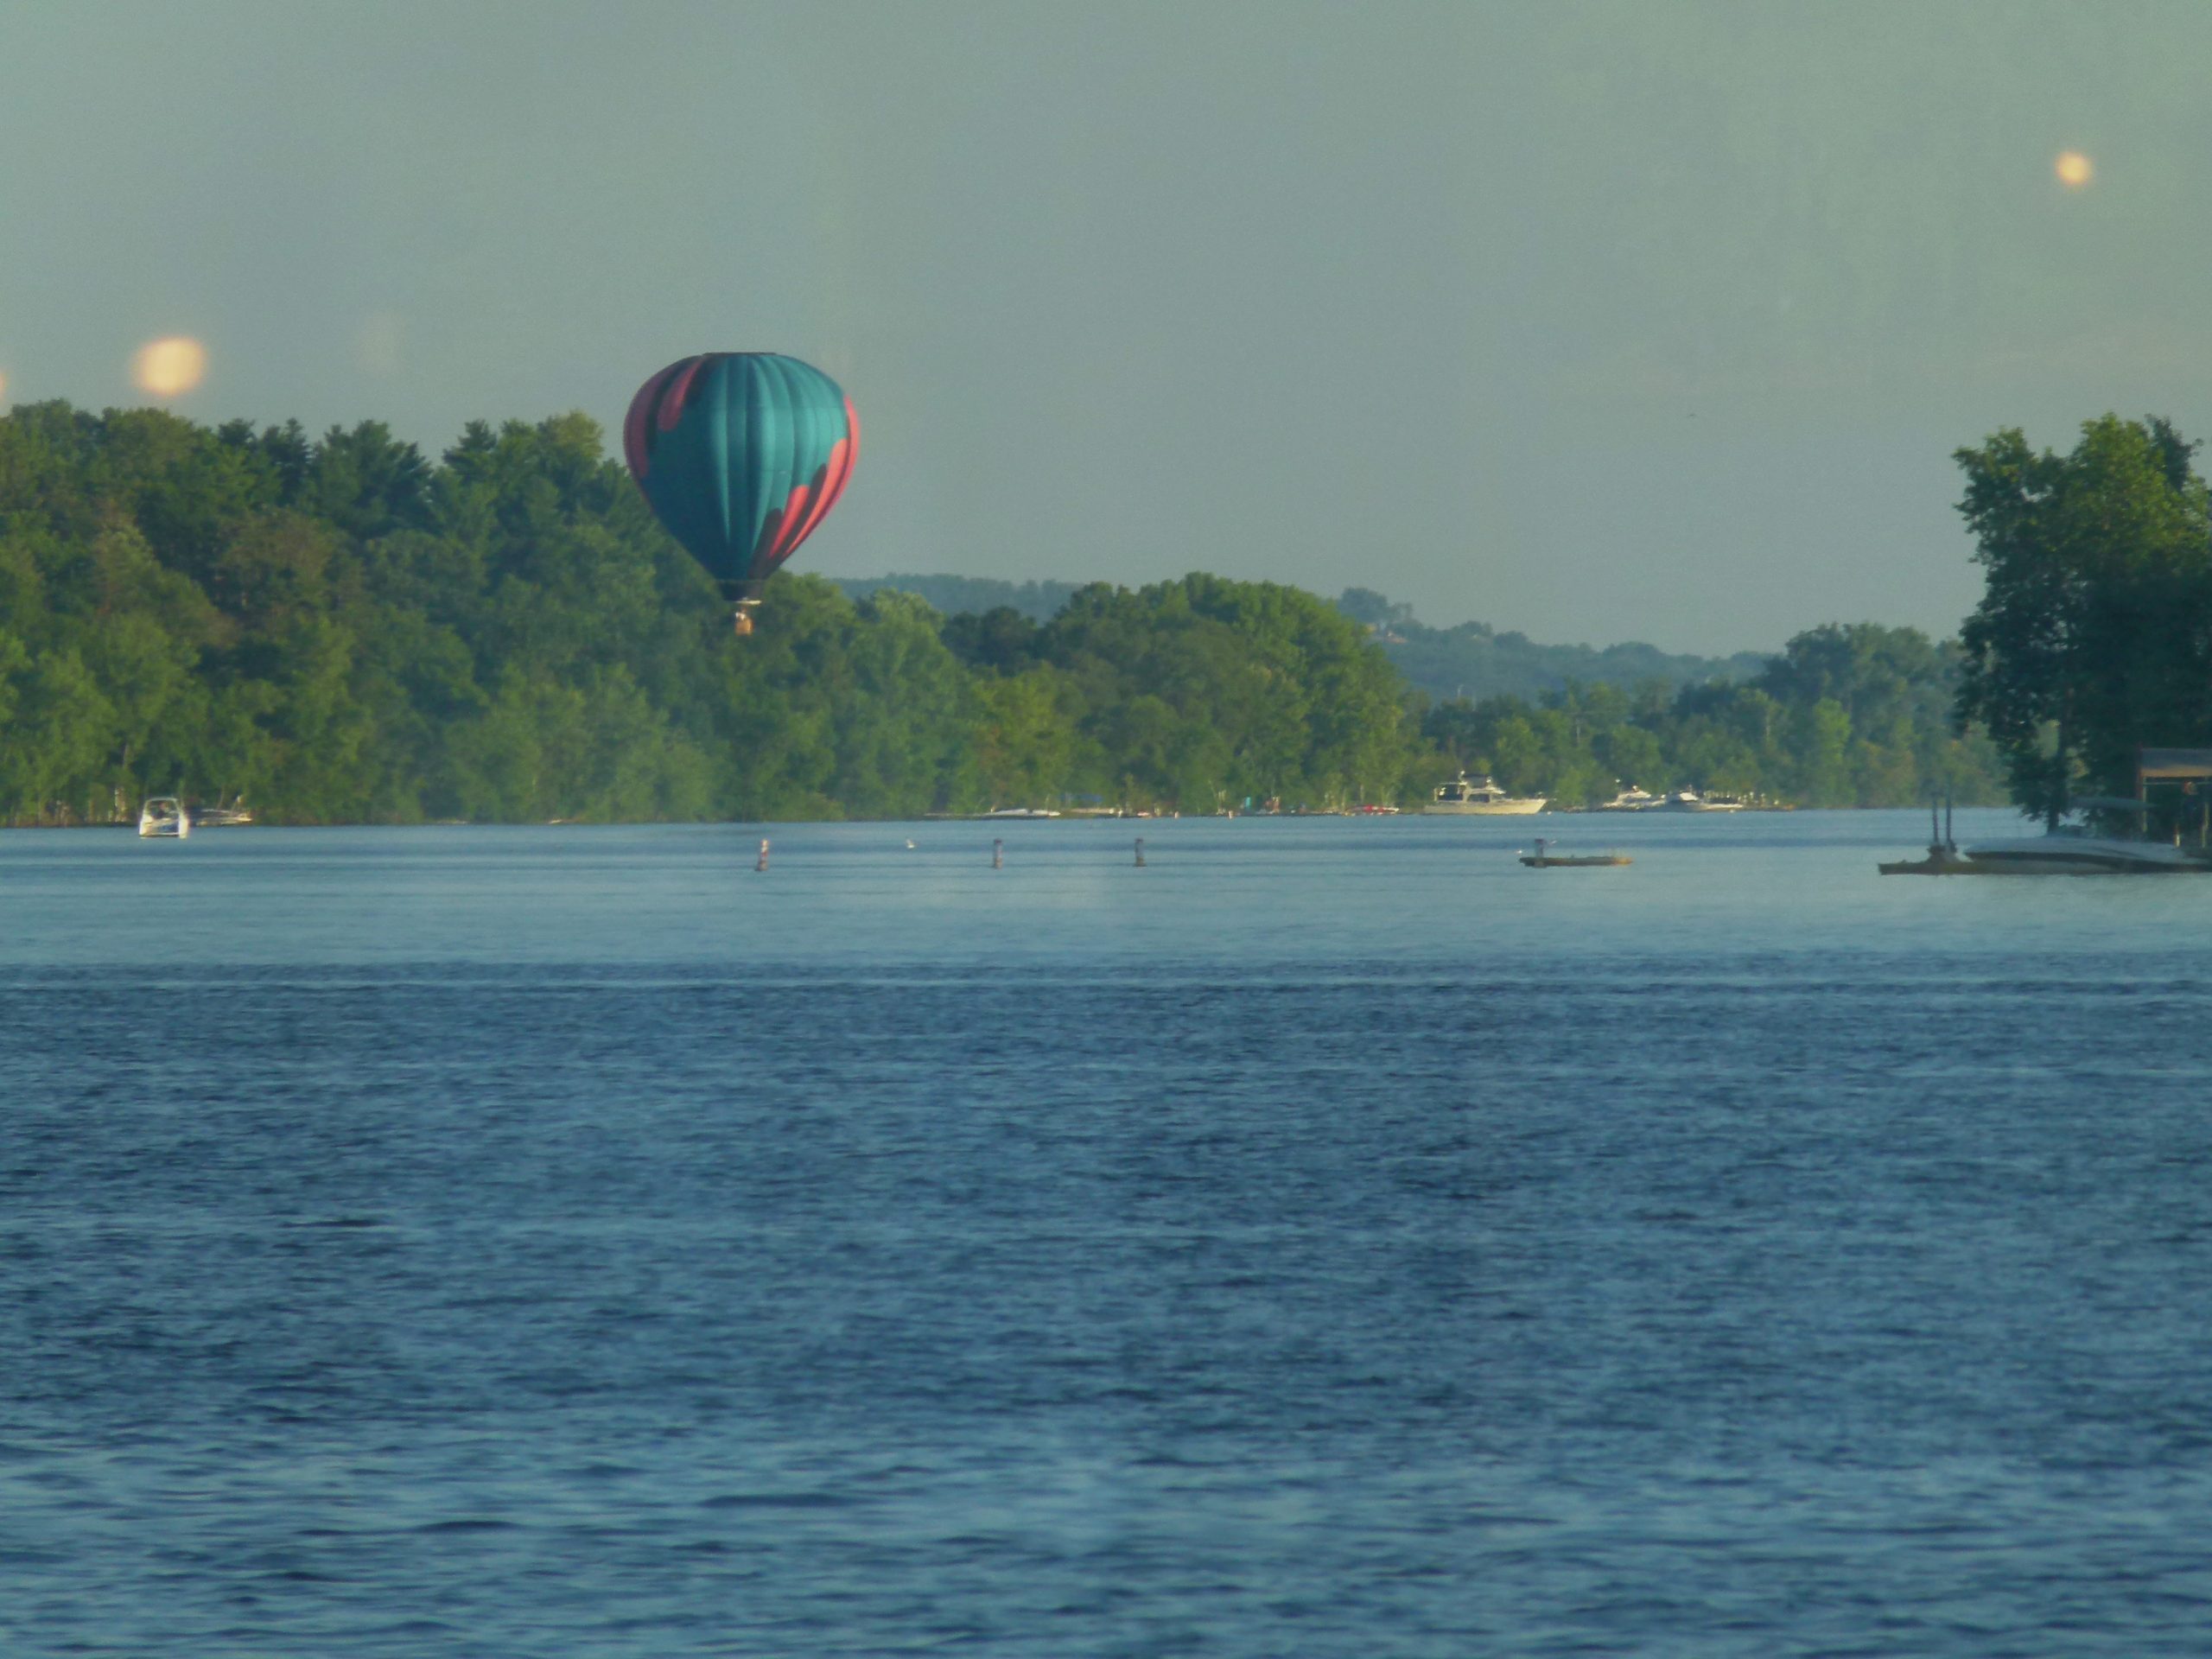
[6,810,2212,1656]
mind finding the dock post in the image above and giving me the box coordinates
[755,837,769,873]
[992,837,1003,869]
[1135,836,1146,868]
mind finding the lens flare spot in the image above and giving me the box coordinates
[132,336,208,397]
[2055,150,2094,188]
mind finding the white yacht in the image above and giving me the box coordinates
[1425,771,1546,816]
[137,798,190,839]
[1652,787,1744,813]
[1597,785,1657,811]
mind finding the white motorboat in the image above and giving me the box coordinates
[1425,771,1546,816]
[193,796,252,827]
[1651,787,1744,813]
[137,797,190,839]
[1597,785,1658,811]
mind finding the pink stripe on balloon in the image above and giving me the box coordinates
[622,363,683,480]
[765,482,813,563]
[772,399,859,560]
[657,356,710,432]
[783,448,844,555]
[817,397,860,517]
[753,509,784,559]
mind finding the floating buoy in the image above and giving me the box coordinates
[1135,836,1146,868]
[992,837,1003,869]
[756,837,770,873]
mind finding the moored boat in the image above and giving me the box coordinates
[1425,771,1546,816]
[193,796,252,827]
[1519,836,1630,868]
[137,798,190,839]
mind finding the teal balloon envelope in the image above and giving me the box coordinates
[624,353,858,603]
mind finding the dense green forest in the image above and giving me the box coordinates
[0,401,1999,823]
[0,403,1421,822]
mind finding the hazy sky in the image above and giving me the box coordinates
[5,1,2210,652]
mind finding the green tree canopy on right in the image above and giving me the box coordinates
[1955,415,2212,825]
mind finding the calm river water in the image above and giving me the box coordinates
[4,810,2211,1656]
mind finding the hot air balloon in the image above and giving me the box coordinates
[623,353,858,634]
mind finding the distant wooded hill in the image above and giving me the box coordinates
[836,575,1770,702]
[1332,588,1771,703]
[833,574,1084,624]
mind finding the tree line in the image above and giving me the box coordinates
[0,399,2000,823]
[1414,623,2003,807]
[0,403,1421,822]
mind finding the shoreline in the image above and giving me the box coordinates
[5,802,2015,831]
